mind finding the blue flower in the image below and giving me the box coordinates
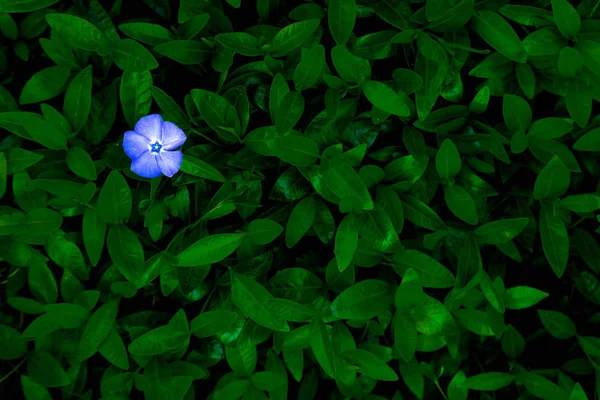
[123,114,187,179]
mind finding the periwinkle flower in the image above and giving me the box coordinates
[123,114,187,179]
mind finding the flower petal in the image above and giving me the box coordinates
[123,131,151,160]
[157,150,183,178]
[161,121,187,150]
[131,152,162,178]
[134,114,163,141]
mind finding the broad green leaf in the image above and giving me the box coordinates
[21,375,53,400]
[573,127,600,151]
[191,89,240,143]
[0,0,60,12]
[523,372,568,400]
[129,324,189,356]
[119,22,175,46]
[286,195,317,248]
[463,372,514,391]
[401,194,447,231]
[248,219,283,245]
[361,80,410,117]
[107,225,145,285]
[343,349,398,381]
[82,208,106,267]
[45,303,89,329]
[120,70,153,128]
[231,271,289,332]
[154,40,212,65]
[361,205,400,252]
[335,213,359,272]
[0,325,26,360]
[177,233,246,266]
[552,0,580,39]
[0,208,62,236]
[330,279,393,319]
[45,13,109,53]
[569,384,589,400]
[540,201,569,278]
[414,51,448,120]
[114,38,159,71]
[293,45,325,92]
[22,115,67,150]
[392,249,455,288]
[215,32,262,56]
[310,319,337,379]
[566,80,592,128]
[151,86,189,128]
[328,0,356,45]
[558,47,583,78]
[444,184,478,225]
[472,11,526,63]
[503,94,531,132]
[27,350,70,388]
[394,312,417,361]
[528,118,573,140]
[270,19,320,57]
[504,286,549,310]
[270,73,289,123]
[474,218,530,245]
[180,154,226,182]
[19,66,71,105]
[436,139,461,180]
[274,91,305,134]
[331,44,371,83]
[98,171,132,224]
[560,194,600,213]
[63,66,92,132]
[98,328,129,370]
[455,235,482,294]
[79,300,119,361]
[66,147,96,181]
[533,156,570,200]
[191,310,239,338]
[323,158,373,210]
[538,309,576,339]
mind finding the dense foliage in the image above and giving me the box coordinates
[1,0,600,399]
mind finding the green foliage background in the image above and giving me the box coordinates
[1,0,600,399]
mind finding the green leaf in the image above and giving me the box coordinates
[62,66,92,132]
[82,208,106,267]
[273,134,319,166]
[436,138,461,180]
[392,249,455,288]
[215,32,262,56]
[573,127,600,151]
[293,45,326,92]
[79,300,119,361]
[328,0,356,45]
[114,38,159,71]
[414,51,448,120]
[231,271,289,332]
[180,154,226,182]
[361,205,400,252]
[248,219,284,245]
[558,47,583,78]
[533,156,570,200]
[286,195,317,248]
[472,11,526,63]
[0,0,60,12]
[503,94,531,132]
[474,218,530,245]
[45,303,89,329]
[524,27,567,56]
[523,372,568,400]
[274,91,305,134]
[151,86,189,129]
[98,328,129,370]
[107,224,145,286]
[119,22,175,46]
[560,194,600,212]
[178,233,245,266]
[361,80,410,117]
[310,319,337,379]
[120,70,153,128]
[323,158,373,210]
[154,40,212,65]
[0,324,26,361]
[129,323,189,356]
[504,286,549,310]
[463,372,514,391]
[331,44,371,83]
[444,184,478,225]
[537,309,576,339]
[98,171,132,224]
[0,208,62,236]
[191,89,240,143]
[27,350,71,388]
[540,201,569,278]
[552,0,580,39]
[330,279,393,320]
[66,147,96,181]
[19,66,71,105]
[343,349,398,381]
[569,384,589,400]
[566,80,592,128]
[191,310,239,338]
[270,19,320,57]
[45,13,109,53]
[394,312,417,361]
[335,213,359,272]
